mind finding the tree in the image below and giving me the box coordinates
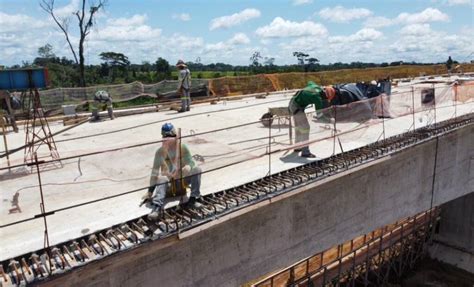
[141,61,152,72]
[249,52,262,67]
[264,57,275,66]
[40,0,106,87]
[99,52,130,81]
[38,44,56,58]
[99,52,130,67]
[305,57,319,72]
[293,52,309,66]
[155,57,171,81]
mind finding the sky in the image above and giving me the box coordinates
[0,0,473,66]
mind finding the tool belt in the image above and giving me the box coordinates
[165,177,188,198]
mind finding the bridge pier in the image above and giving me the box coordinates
[429,192,474,273]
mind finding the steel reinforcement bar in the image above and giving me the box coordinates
[0,113,472,286]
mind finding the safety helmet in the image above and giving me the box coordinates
[161,123,176,137]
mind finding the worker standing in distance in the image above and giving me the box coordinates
[446,56,453,74]
[144,123,202,219]
[176,60,191,113]
[288,81,325,158]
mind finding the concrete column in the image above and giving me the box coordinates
[429,192,474,273]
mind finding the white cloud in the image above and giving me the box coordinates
[351,28,383,41]
[363,7,449,29]
[389,28,471,62]
[172,13,191,21]
[255,17,328,38]
[228,33,250,45]
[399,24,433,36]
[318,6,373,23]
[395,8,449,24]
[162,34,204,51]
[107,14,148,26]
[0,3,470,67]
[447,0,471,5]
[0,12,49,33]
[54,0,80,18]
[293,0,313,6]
[205,33,250,52]
[209,8,261,30]
[329,28,383,43]
[93,15,161,42]
[363,16,394,28]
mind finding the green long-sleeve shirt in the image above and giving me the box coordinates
[149,143,195,186]
[293,83,324,110]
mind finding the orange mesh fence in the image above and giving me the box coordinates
[455,80,474,102]
[33,64,474,110]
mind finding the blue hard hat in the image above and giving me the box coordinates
[161,123,176,137]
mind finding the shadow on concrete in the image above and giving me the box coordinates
[279,152,318,164]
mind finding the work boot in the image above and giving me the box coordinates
[301,152,316,158]
[186,196,202,209]
[186,106,190,112]
[91,110,101,122]
[147,208,163,220]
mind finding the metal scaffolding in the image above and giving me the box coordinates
[252,209,439,287]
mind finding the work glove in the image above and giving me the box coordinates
[140,189,153,207]
[147,185,156,195]
[141,185,155,200]
[141,192,151,201]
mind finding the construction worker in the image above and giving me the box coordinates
[0,90,19,133]
[325,79,390,118]
[144,123,202,219]
[446,56,453,74]
[176,60,191,113]
[288,81,325,158]
[91,90,114,121]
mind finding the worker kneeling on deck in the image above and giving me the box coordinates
[289,81,326,158]
[91,90,114,121]
[144,123,202,219]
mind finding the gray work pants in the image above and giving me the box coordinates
[181,89,191,111]
[289,99,310,154]
[151,166,202,210]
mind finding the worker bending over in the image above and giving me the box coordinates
[288,81,326,158]
[144,123,202,219]
[324,78,392,118]
[91,90,114,121]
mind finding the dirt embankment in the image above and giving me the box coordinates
[208,64,474,97]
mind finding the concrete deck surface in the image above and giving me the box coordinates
[0,75,473,261]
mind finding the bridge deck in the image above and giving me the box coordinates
[0,75,473,262]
